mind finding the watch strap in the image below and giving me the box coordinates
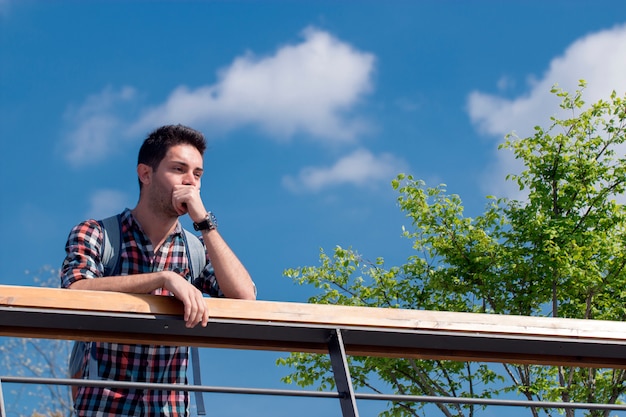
[193,212,217,231]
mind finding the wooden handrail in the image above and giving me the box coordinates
[1,284,625,368]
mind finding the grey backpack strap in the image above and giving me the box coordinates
[99,214,122,276]
[182,228,206,279]
[181,228,207,415]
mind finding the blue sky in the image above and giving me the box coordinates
[1,1,626,416]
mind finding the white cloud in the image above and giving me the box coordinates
[282,148,408,193]
[61,28,375,168]
[467,24,626,199]
[86,189,131,220]
[61,86,137,166]
[130,27,375,142]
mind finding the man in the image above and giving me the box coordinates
[60,124,256,416]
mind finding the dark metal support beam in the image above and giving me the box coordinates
[328,329,359,417]
[3,305,626,369]
[0,378,6,417]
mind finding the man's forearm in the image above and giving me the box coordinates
[68,271,170,294]
[202,229,256,300]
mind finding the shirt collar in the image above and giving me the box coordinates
[121,208,184,237]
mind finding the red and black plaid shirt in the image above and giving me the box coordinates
[61,208,220,416]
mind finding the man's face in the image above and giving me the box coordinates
[142,144,204,217]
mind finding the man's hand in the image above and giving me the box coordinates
[163,270,209,328]
[172,184,206,224]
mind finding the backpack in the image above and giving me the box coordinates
[69,214,207,415]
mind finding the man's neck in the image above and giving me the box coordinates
[131,203,178,251]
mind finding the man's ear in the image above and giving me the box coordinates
[137,163,152,186]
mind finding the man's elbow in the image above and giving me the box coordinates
[235,283,257,300]
[240,285,257,300]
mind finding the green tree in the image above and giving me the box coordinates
[279,83,626,417]
[0,267,73,417]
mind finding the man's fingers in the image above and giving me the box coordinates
[166,273,207,328]
[197,295,209,327]
[184,292,208,328]
[202,307,209,327]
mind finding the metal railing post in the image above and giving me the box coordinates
[328,329,359,417]
[0,378,6,417]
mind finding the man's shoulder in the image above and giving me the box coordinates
[69,218,102,236]
[67,210,130,242]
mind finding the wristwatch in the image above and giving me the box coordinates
[193,212,218,231]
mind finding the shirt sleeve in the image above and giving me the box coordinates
[190,235,223,297]
[60,220,105,288]
[192,258,223,298]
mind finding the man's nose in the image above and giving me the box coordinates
[182,172,198,186]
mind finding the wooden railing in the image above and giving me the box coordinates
[1,284,626,416]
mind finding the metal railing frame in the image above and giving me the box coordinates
[2,285,626,416]
[2,333,626,417]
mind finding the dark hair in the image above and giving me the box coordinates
[138,124,207,170]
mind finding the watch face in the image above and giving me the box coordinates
[207,211,217,229]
